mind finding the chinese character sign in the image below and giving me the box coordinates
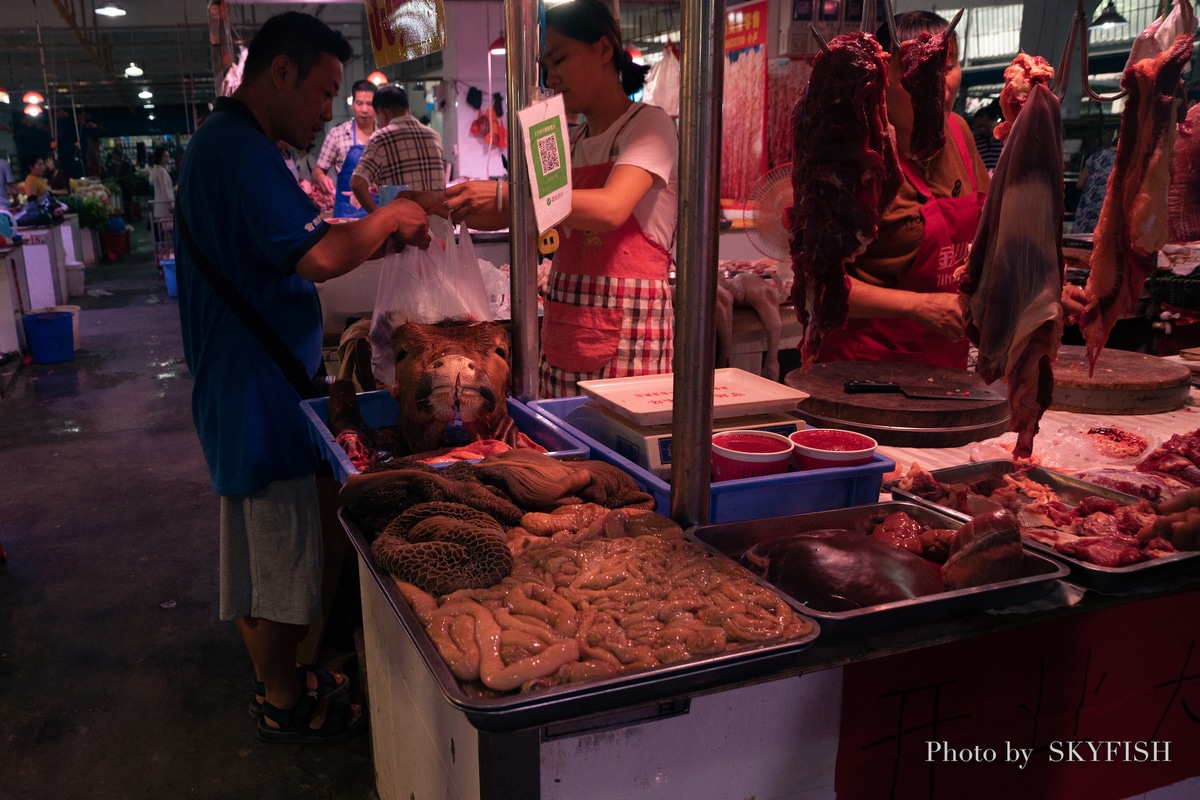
[364,0,446,68]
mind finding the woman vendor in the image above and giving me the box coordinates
[816,11,986,368]
[819,10,1087,368]
[446,0,679,398]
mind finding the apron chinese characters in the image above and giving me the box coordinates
[539,106,674,398]
[334,124,367,219]
[817,121,984,369]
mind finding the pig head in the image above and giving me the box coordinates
[389,320,518,456]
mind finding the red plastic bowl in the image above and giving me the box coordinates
[789,428,877,471]
[711,430,794,482]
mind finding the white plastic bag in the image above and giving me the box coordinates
[643,46,680,118]
[369,216,493,387]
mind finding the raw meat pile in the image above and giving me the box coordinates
[1135,429,1200,487]
[898,28,953,163]
[893,463,1179,567]
[959,83,1065,459]
[1080,33,1193,373]
[993,54,1055,143]
[789,32,901,370]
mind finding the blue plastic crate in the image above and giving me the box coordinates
[301,390,589,483]
[530,396,894,523]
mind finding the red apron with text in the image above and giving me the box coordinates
[817,122,984,368]
[540,110,673,398]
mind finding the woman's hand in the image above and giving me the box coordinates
[1139,488,1200,551]
[909,292,966,341]
[1061,284,1088,326]
[446,180,500,221]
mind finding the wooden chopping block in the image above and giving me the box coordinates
[1051,345,1191,414]
[784,361,1011,447]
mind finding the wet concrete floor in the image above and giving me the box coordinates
[0,228,379,798]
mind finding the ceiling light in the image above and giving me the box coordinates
[124,62,143,78]
[1089,0,1128,29]
[0,87,8,104]
[138,89,153,99]
[148,113,156,120]
[367,71,388,86]
[143,103,155,109]
[489,35,506,56]
[25,104,42,117]
[95,2,126,17]
[23,91,45,105]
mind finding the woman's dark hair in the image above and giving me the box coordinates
[546,0,651,96]
[151,146,170,166]
[241,11,353,83]
[876,10,958,62]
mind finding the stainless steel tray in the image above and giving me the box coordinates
[690,501,1068,638]
[340,508,820,732]
[889,460,1200,593]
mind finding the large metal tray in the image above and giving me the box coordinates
[889,460,1200,593]
[340,508,820,732]
[690,501,1068,638]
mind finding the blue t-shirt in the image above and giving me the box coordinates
[175,96,329,496]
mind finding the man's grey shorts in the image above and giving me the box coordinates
[219,474,322,625]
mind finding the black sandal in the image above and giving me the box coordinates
[257,693,368,744]
[249,664,351,720]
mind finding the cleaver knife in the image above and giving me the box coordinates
[843,380,1001,401]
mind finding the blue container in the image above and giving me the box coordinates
[530,395,894,524]
[301,390,590,483]
[22,311,75,364]
[161,259,177,297]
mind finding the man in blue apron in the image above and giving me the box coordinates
[312,78,377,218]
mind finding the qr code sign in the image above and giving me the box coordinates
[536,133,561,174]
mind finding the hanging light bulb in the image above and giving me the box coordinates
[138,89,153,100]
[489,34,506,55]
[96,2,126,17]
[0,87,9,104]
[23,91,45,105]
[124,62,144,78]
[25,104,42,117]
[367,71,388,86]
[1089,0,1128,29]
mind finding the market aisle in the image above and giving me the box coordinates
[0,227,378,799]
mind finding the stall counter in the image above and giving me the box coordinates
[348,391,1200,800]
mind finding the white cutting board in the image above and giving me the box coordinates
[577,368,808,427]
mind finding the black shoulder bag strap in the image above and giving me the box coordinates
[175,202,323,399]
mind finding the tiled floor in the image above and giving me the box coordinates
[0,226,379,799]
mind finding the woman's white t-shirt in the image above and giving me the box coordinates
[570,102,679,254]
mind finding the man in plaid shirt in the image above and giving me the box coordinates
[350,85,444,214]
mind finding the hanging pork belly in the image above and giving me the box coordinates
[789,32,902,371]
[1079,33,1193,373]
[959,84,1065,460]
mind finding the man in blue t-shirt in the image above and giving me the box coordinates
[175,11,433,745]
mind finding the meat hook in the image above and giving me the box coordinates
[861,0,876,34]
[811,25,831,55]
[1052,0,1128,103]
[881,0,900,49]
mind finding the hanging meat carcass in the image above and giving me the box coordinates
[959,84,1065,459]
[789,32,902,370]
[898,26,954,163]
[1080,33,1193,374]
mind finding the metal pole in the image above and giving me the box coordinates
[505,0,540,402]
[670,0,724,528]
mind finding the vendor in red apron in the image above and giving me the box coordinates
[818,10,989,369]
[312,78,377,218]
[446,0,679,398]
